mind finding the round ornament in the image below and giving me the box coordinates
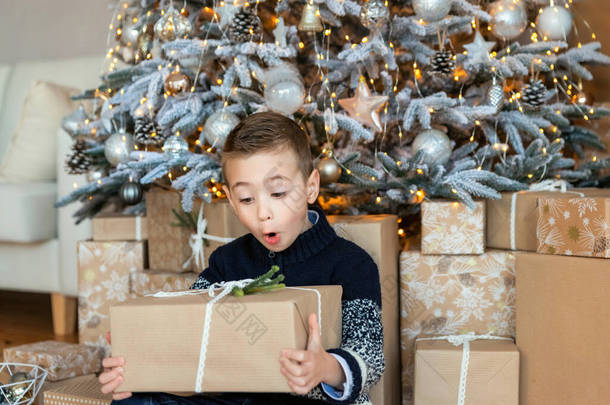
[360,0,390,31]
[202,110,240,149]
[412,0,452,23]
[164,71,191,96]
[263,64,305,115]
[104,131,135,166]
[87,167,107,183]
[488,0,528,40]
[412,129,452,166]
[137,29,154,58]
[536,6,572,41]
[317,157,342,185]
[119,181,143,205]
[154,6,192,42]
[163,135,189,159]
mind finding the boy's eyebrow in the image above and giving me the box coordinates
[231,175,289,190]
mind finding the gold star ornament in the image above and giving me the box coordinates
[338,78,389,132]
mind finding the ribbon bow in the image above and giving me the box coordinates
[183,204,237,271]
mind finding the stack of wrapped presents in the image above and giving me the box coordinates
[400,188,610,405]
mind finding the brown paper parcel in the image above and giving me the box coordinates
[516,252,610,405]
[327,214,401,405]
[110,285,342,393]
[130,270,198,296]
[3,341,103,382]
[414,339,519,405]
[92,214,147,241]
[42,374,112,405]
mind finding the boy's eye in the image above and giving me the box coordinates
[239,197,253,204]
[271,192,286,198]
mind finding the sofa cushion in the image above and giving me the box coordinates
[0,80,78,182]
[0,182,57,242]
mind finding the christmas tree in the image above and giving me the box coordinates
[57,0,610,233]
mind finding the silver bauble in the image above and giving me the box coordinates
[87,167,107,183]
[104,131,135,166]
[536,6,572,41]
[119,181,143,205]
[202,110,240,149]
[317,157,342,185]
[488,0,528,40]
[163,135,189,159]
[263,64,305,115]
[412,129,452,166]
[154,6,192,42]
[487,83,505,110]
[412,0,452,23]
[360,0,390,31]
[62,106,88,135]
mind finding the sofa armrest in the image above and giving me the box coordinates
[56,127,91,296]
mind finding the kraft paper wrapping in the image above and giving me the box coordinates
[130,270,198,296]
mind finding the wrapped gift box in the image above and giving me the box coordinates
[421,200,485,255]
[147,189,247,273]
[92,213,147,241]
[110,285,342,393]
[399,250,516,405]
[77,240,147,355]
[516,252,610,405]
[3,341,103,382]
[537,189,610,258]
[327,214,401,405]
[414,339,519,405]
[42,375,112,405]
[130,270,198,296]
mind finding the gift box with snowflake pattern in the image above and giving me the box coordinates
[399,250,515,405]
[130,270,198,296]
[421,200,485,255]
[536,189,610,258]
[77,241,147,355]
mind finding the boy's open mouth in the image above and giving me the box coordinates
[264,232,280,245]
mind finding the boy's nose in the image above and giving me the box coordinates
[257,204,273,221]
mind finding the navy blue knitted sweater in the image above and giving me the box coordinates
[190,206,385,405]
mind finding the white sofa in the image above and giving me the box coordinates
[0,56,104,334]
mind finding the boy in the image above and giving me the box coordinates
[100,112,385,405]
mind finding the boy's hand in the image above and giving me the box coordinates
[280,313,346,395]
[99,332,132,400]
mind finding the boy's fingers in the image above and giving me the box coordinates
[112,392,132,401]
[279,357,304,378]
[281,349,306,362]
[98,368,123,385]
[106,331,112,344]
[102,357,124,368]
[100,376,123,394]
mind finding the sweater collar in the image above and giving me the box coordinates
[253,205,337,264]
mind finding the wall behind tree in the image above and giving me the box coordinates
[0,0,114,63]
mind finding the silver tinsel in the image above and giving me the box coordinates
[104,131,135,166]
[359,0,390,31]
[412,129,453,166]
[163,135,189,159]
[202,110,240,149]
[488,0,527,40]
[412,0,452,23]
[536,6,572,41]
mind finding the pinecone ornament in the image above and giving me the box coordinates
[65,140,93,174]
[229,7,262,43]
[521,79,547,106]
[431,49,456,74]
[134,116,167,146]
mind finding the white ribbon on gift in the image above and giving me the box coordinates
[135,215,142,241]
[509,179,585,250]
[183,204,236,271]
[416,333,513,405]
[149,281,322,393]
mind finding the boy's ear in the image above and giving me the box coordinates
[306,169,320,204]
[222,184,236,211]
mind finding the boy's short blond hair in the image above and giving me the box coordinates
[221,112,314,180]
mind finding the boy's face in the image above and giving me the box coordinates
[222,145,320,252]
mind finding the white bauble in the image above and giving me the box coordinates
[488,0,528,40]
[412,129,452,166]
[163,135,189,159]
[263,64,305,115]
[536,6,572,40]
[104,131,135,166]
[412,0,452,23]
[202,110,240,149]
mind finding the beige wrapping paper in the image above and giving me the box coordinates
[399,250,516,405]
[3,341,103,382]
[42,375,112,405]
[130,270,198,296]
[421,200,485,255]
[92,214,147,241]
[77,241,147,355]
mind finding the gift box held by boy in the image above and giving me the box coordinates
[99,112,385,405]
